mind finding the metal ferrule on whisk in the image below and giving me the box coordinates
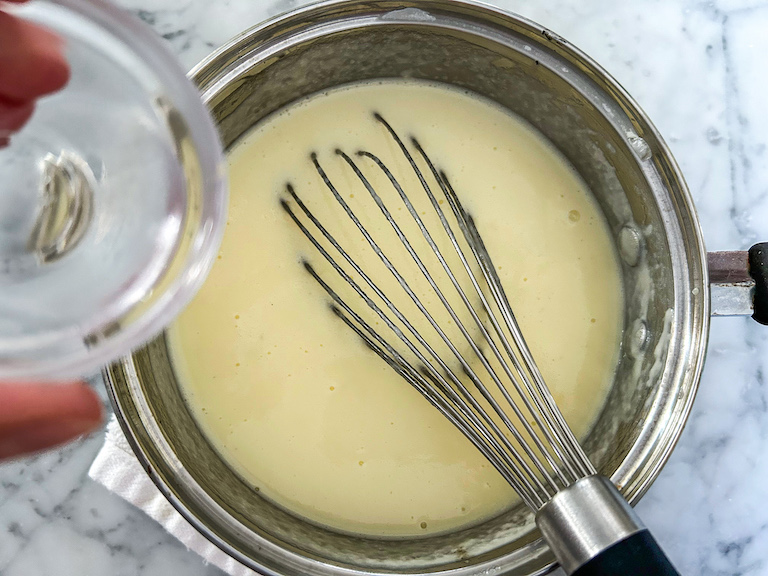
[536,475,645,573]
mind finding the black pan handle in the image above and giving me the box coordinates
[749,242,768,325]
[571,530,680,576]
[708,243,768,323]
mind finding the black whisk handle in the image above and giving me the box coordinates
[536,476,680,576]
[571,529,680,576]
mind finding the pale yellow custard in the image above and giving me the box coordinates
[170,80,624,538]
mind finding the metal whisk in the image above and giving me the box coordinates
[281,113,679,576]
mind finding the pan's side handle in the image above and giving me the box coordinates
[749,243,768,325]
[708,243,768,324]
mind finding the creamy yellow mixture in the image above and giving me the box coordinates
[170,80,624,537]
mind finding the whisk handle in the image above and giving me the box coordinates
[536,475,680,575]
[570,530,680,576]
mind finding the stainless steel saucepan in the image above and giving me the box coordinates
[104,2,768,575]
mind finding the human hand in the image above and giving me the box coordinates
[0,382,103,460]
[0,0,70,145]
[0,3,100,461]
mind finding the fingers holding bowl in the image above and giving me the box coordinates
[0,7,70,139]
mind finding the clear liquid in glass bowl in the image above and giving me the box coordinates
[0,0,227,380]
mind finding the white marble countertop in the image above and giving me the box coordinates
[2,0,768,574]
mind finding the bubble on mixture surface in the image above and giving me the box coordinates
[568,209,581,222]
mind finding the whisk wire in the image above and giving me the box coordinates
[281,198,549,507]
[368,117,585,486]
[336,148,568,493]
[281,113,597,508]
[406,135,594,481]
[316,271,546,508]
[438,175,596,477]
[284,171,556,500]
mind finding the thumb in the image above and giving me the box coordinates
[0,381,103,460]
[0,11,70,102]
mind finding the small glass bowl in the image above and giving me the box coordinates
[0,0,227,380]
